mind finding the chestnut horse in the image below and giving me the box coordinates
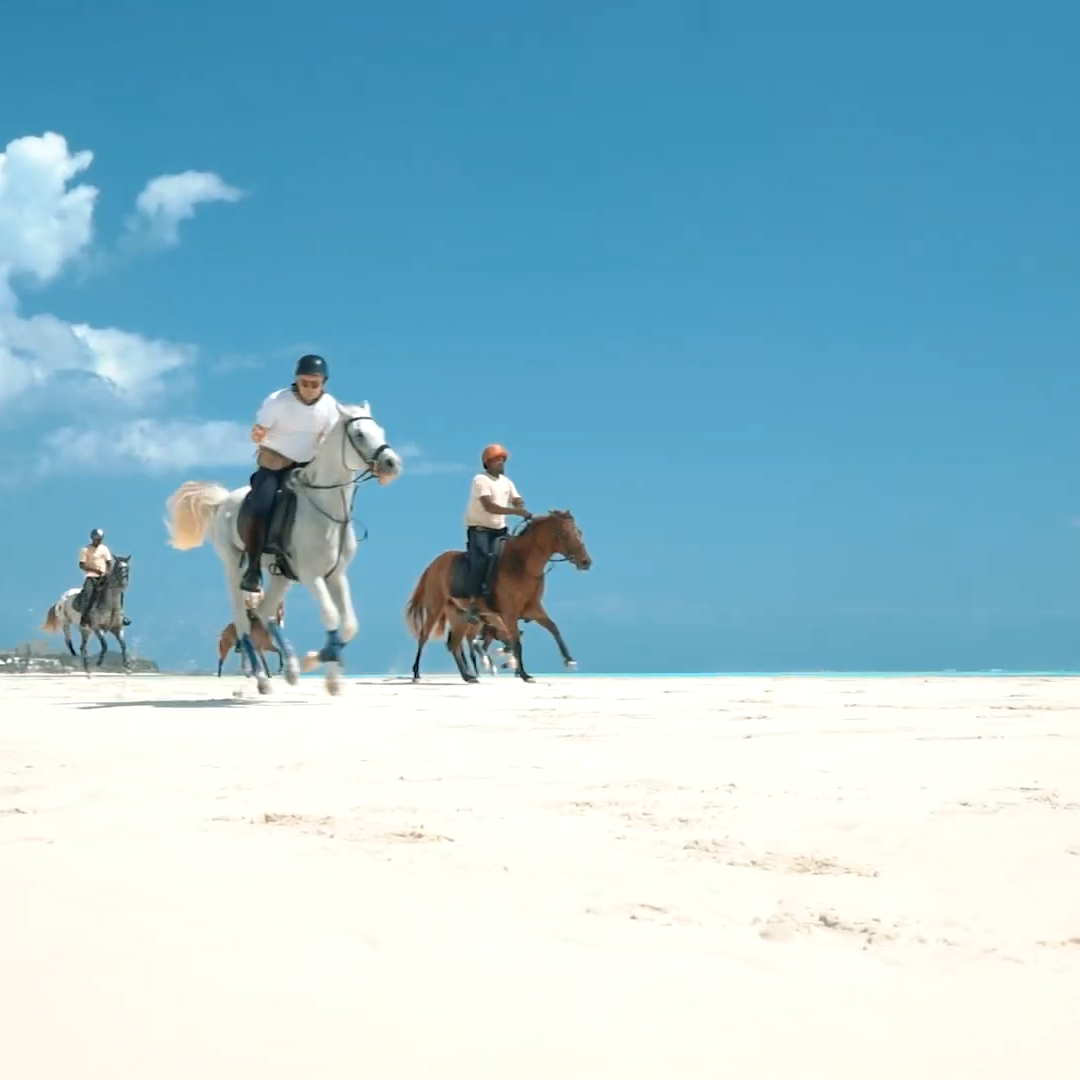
[217,603,286,676]
[405,509,592,683]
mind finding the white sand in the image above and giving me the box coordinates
[1,673,1078,1078]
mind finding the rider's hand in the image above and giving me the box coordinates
[519,508,533,520]
[251,424,268,444]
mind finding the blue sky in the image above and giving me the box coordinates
[1,0,1078,673]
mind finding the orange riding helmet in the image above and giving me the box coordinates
[481,443,509,467]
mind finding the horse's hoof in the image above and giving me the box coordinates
[301,652,320,673]
[565,660,578,670]
[284,658,300,686]
[325,664,343,695]
[256,677,272,695]
[520,674,535,683]
[411,676,421,684]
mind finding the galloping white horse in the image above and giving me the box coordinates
[164,401,401,694]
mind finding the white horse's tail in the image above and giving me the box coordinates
[41,601,63,634]
[165,481,232,550]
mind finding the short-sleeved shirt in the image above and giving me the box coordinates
[79,543,112,576]
[255,387,339,464]
[464,472,520,529]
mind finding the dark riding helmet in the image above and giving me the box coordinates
[295,354,329,381]
[90,528,104,542]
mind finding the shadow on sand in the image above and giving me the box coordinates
[77,698,262,710]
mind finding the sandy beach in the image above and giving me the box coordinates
[1,673,1078,1078]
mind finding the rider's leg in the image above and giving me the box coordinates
[478,527,508,600]
[241,467,277,593]
[78,576,96,627]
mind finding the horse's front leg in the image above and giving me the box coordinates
[300,572,351,695]
[63,621,76,657]
[112,627,132,673]
[521,602,576,669]
[79,627,92,676]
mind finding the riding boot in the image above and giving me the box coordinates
[241,518,268,593]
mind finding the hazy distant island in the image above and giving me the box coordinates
[0,639,160,674]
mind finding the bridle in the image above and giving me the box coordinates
[289,416,393,570]
[510,515,582,576]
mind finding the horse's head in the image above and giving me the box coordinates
[540,510,592,571]
[108,554,131,588]
[335,401,402,484]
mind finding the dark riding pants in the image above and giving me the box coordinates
[466,526,507,598]
[77,575,100,624]
[247,465,287,523]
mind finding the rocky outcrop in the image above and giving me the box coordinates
[0,639,160,674]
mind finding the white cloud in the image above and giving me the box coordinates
[0,132,245,472]
[128,170,244,248]
[41,419,252,474]
[0,132,97,288]
[398,441,467,476]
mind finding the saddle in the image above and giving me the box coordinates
[450,535,509,601]
[238,470,301,582]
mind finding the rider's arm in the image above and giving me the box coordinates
[252,392,279,443]
[77,547,91,574]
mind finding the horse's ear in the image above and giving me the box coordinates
[336,403,349,418]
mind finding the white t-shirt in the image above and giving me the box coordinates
[255,387,339,464]
[465,472,521,529]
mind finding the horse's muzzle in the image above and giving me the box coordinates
[376,449,402,485]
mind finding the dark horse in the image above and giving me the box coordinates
[404,510,592,683]
[42,555,133,674]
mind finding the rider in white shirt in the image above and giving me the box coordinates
[243,354,338,593]
[464,443,531,612]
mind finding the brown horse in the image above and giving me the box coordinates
[216,602,286,676]
[405,509,592,683]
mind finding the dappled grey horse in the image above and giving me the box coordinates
[41,556,133,674]
[164,401,401,695]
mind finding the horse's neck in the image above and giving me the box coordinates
[509,524,556,574]
[296,429,354,506]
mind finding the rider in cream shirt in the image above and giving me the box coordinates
[242,354,339,594]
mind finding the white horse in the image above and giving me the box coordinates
[164,401,401,694]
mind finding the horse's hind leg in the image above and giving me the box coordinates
[63,622,76,657]
[256,577,296,685]
[223,554,271,695]
[447,619,479,684]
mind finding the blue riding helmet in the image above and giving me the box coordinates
[295,354,328,381]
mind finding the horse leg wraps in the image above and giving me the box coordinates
[317,628,344,664]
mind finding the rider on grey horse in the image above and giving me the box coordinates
[76,529,131,628]
[243,354,339,595]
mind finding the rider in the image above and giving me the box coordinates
[244,354,339,594]
[76,529,112,628]
[464,444,531,613]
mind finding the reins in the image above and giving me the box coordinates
[287,419,384,575]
